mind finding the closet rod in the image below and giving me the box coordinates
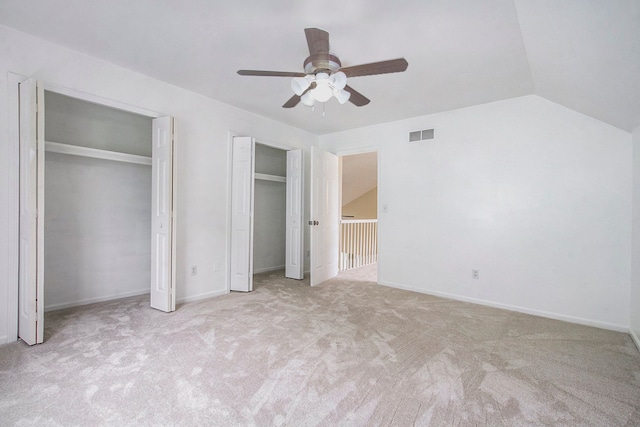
[45,141,152,165]
[254,173,286,183]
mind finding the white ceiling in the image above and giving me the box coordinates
[1,0,639,134]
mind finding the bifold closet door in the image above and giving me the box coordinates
[230,136,255,292]
[285,149,304,280]
[150,116,176,312]
[18,78,44,345]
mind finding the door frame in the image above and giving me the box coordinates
[226,132,305,291]
[7,74,170,343]
[334,146,381,281]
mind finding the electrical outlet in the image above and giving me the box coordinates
[213,262,220,272]
[191,265,198,276]
[472,269,479,280]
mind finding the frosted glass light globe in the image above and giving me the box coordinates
[311,73,332,102]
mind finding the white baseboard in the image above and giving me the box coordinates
[44,287,230,313]
[177,288,228,305]
[254,265,286,274]
[45,289,150,312]
[0,335,7,346]
[378,280,629,333]
[631,328,640,353]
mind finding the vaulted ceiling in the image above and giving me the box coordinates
[342,152,378,206]
[1,0,638,134]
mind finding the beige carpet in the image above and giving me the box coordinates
[1,265,639,426]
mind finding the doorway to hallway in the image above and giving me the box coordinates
[339,151,378,281]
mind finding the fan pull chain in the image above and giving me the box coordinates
[322,103,326,118]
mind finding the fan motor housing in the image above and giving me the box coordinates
[304,53,341,74]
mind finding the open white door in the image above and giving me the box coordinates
[230,136,254,292]
[18,78,44,345]
[150,116,176,312]
[310,146,339,286]
[285,150,304,279]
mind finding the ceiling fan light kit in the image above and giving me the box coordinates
[294,71,350,105]
[291,75,313,95]
[238,27,408,110]
[301,91,315,107]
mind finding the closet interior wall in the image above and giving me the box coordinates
[43,91,153,311]
[253,143,287,274]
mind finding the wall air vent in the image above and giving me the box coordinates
[408,128,435,142]
[409,131,421,142]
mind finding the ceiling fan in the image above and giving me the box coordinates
[237,28,408,109]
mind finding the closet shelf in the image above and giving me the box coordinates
[45,141,152,165]
[254,173,286,183]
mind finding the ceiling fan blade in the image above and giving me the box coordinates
[340,58,408,78]
[238,70,306,77]
[282,94,301,108]
[344,85,370,106]
[305,28,330,55]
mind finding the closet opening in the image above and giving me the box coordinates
[253,143,287,282]
[338,151,378,282]
[229,136,304,292]
[43,91,153,312]
[13,78,175,345]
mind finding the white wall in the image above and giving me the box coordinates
[45,153,151,310]
[631,123,640,347]
[255,143,287,176]
[45,91,153,156]
[0,25,317,344]
[253,180,286,273]
[321,95,632,331]
[342,187,377,219]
